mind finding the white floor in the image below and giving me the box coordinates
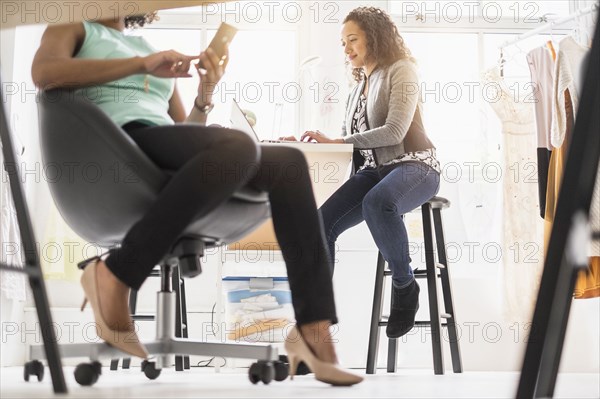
[1,366,598,398]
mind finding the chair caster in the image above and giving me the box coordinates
[248,361,274,385]
[23,360,44,382]
[273,359,289,382]
[141,360,162,380]
[74,361,102,386]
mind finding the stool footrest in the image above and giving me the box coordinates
[131,315,155,321]
[378,320,450,328]
[415,273,440,279]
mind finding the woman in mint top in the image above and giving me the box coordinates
[32,12,362,386]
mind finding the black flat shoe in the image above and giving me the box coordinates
[386,280,420,339]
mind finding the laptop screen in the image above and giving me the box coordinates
[230,100,260,142]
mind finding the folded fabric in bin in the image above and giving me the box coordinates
[241,293,278,303]
[240,302,282,312]
[222,277,294,342]
[227,318,289,341]
[239,306,290,323]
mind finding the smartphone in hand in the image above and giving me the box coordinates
[198,22,238,69]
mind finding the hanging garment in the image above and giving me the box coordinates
[527,43,556,218]
[551,36,588,149]
[546,37,599,299]
[574,258,600,299]
[483,67,544,321]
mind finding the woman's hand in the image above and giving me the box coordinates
[196,46,229,105]
[142,50,199,78]
[278,136,299,142]
[301,130,344,144]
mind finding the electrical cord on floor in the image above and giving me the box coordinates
[196,302,226,368]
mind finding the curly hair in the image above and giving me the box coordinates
[343,7,415,82]
[124,11,159,29]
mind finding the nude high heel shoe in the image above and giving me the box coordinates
[284,326,363,386]
[80,259,148,359]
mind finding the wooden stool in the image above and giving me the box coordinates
[366,196,462,375]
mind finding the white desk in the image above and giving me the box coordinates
[228,142,353,250]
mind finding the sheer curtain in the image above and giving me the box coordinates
[0,149,26,301]
[3,25,86,286]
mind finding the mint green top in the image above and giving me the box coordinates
[75,21,175,127]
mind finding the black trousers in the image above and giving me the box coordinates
[104,123,337,326]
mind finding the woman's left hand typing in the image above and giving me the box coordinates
[301,130,345,144]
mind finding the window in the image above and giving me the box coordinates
[141,29,299,139]
[141,26,297,138]
[387,1,574,274]
[206,29,297,138]
[479,1,571,20]
[402,33,480,162]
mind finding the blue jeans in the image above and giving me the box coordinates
[320,161,440,288]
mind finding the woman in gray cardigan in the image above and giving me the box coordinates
[301,7,441,339]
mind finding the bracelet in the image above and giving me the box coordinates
[194,97,214,114]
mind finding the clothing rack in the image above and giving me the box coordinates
[499,3,599,49]
[516,8,600,398]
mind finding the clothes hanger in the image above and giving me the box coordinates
[498,48,506,78]
[545,13,557,44]
[499,42,529,78]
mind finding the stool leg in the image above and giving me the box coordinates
[422,203,444,375]
[172,266,185,371]
[179,277,191,369]
[433,208,463,373]
[366,252,386,374]
[387,338,398,373]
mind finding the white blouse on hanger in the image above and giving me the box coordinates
[551,36,599,257]
[526,45,555,150]
[551,36,589,149]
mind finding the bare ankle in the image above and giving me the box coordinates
[299,321,339,364]
[93,260,133,328]
[96,260,129,295]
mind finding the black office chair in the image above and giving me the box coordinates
[25,89,285,386]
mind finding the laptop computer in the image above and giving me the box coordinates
[230,100,301,144]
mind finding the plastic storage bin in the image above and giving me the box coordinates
[222,277,294,343]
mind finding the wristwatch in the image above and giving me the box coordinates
[194,98,215,114]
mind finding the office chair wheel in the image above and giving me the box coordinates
[23,360,44,382]
[74,361,102,386]
[248,361,274,385]
[273,360,289,381]
[141,360,162,380]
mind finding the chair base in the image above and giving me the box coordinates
[30,338,278,366]
[28,263,281,385]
